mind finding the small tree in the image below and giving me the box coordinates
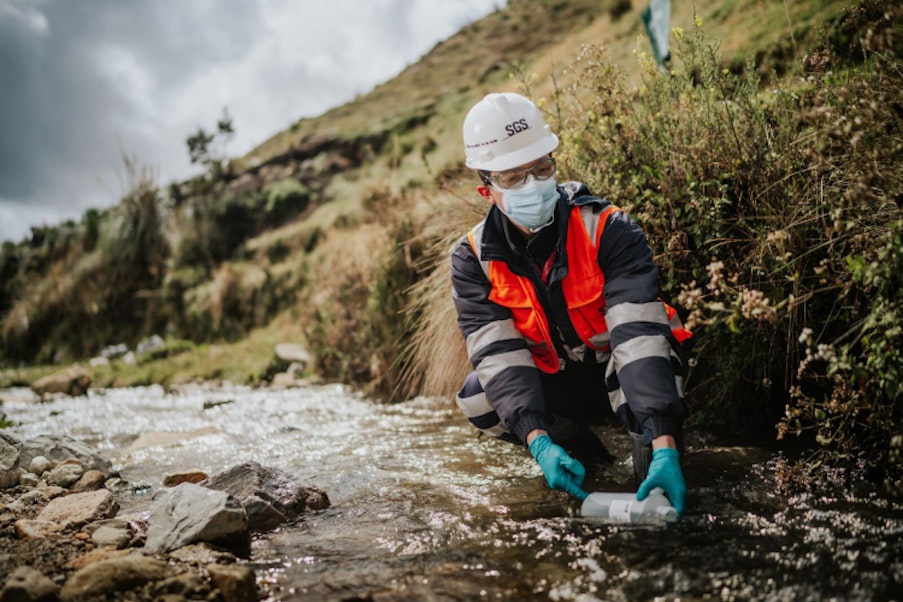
[186,107,235,177]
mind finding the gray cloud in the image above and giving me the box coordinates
[0,0,503,243]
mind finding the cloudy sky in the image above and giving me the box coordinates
[0,0,505,244]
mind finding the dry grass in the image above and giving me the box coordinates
[397,188,487,399]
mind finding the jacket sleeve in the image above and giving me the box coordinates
[598,211,687,443]
[450,237,552,444]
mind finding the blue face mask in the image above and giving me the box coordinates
[498,177,559,232]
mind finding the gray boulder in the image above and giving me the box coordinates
[145,483,249,557]
[203,461,329,531]
[18,435,112,475]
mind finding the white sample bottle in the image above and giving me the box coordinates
[580,487,678,523]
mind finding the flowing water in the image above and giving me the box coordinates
[2,383,902,601]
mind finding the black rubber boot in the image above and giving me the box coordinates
[631,432,653,484]
[551,414,616,467]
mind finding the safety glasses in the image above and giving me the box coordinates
[484,156,556,190]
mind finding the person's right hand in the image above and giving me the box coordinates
[528,433,588,500]
[637,447,686,516]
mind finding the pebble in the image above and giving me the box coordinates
[47,464,84,488]
[28,456,53,475]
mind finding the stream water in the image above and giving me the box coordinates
[2,383,902,601]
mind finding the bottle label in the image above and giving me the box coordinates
[609,499,633,523]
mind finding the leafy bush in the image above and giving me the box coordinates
[538,3,901,491]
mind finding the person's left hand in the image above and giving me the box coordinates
[528,434,588,500]
[637,447,686,516]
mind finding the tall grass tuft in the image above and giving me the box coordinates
[396,189,486,399]
[1,156,170,362]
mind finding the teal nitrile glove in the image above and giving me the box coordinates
[637,447,686,516]
[528,434,588,500]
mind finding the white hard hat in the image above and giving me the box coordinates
[462,92,559,171]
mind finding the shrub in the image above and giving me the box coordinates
[540,4,901,491]
[263,178,311,226]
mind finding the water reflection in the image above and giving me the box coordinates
[2,384,901,601]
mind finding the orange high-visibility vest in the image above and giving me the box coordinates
[468,205,691,373]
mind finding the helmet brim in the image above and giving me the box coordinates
[466,132,560,172]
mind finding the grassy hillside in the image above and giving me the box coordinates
[1,0,899,491]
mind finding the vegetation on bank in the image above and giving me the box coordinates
[1,0,899,494]
[562,3,901,493]
[406,1,902,494]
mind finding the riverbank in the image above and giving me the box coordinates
[0,317,312,394]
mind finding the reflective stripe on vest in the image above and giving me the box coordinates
[468,205,692,374]
[468,205,616,373]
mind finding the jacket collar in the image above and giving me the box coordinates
[480,180,597,251]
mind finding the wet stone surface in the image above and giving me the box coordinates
[1,383,901,601]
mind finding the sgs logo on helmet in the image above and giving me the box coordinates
[504,118,530,137]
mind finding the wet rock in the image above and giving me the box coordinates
[145,483,250,557]
[59,555,167,601]
[169,543,236,566]
[18,436,112,475]
[683,446,774,487]
[70,470,106,493]
[0,566,59,601]
[36,490,119,529]
[163,469,208,487]
[207,563,257,602]
[30,364,91,397]
[203,461,330,531]
[47,463,84,488]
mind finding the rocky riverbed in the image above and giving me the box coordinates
[2,382,902,601]
[0,432,328,601]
